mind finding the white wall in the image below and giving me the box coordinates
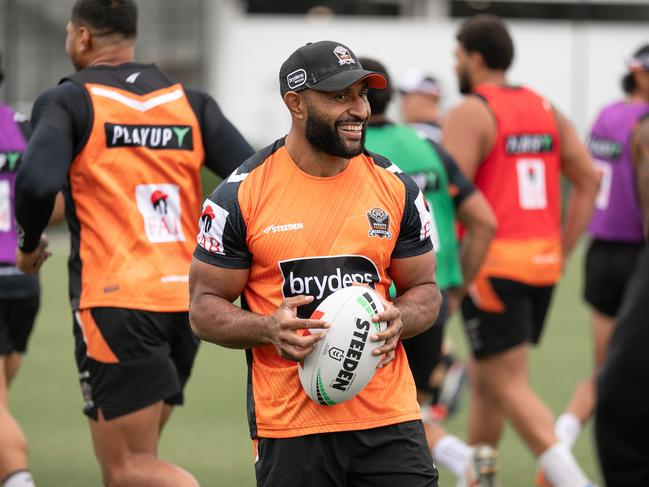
[206,3,648,147]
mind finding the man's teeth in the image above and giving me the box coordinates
[339,124,362,131]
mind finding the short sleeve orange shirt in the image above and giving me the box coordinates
[195,139,434,438]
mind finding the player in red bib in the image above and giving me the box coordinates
[442,15,599,487]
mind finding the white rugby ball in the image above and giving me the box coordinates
[298,286,387,406]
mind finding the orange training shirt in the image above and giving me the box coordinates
[67,66,204,311]
[194,139,435,438]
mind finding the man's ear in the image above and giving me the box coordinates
[78,25,93,52]
[283,92,306,120]
[469,50,486,71]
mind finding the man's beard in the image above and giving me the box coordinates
[458,69,472,95]
[305,107,366,158]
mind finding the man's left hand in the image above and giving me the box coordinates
[370,297,403,368]
[16,235,51,274]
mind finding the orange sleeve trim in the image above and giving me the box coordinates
[75,310,119,364]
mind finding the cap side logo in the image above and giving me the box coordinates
[287,69,307,90]
[333,46,355,65]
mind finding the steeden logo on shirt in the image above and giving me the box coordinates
[263,223,304,235]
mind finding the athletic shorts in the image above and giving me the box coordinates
[596,246,649,487]
[0,295,40,355]
[584,239,644,317]
[254,420,438,487]
[461,277,554,359]
[73,307,199,420]
[402,290,448,393]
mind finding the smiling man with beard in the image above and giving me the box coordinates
[189,40,441,486]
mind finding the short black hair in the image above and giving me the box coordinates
[622,43,649,94]
[456,14,514,71]
[71,0,137,38]
[358,57,391,116]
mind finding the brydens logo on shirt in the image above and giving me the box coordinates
[279,255,380,318]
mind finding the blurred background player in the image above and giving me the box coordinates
[595,111,649,487]
[555,43,649,454]
[189,40,440,487]
[13,0,253,485]
[0,50,39,487]
[399,69,444,143]
[442,15,599,487]
[361,56,497,487]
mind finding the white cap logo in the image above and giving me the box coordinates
[333,46,355,65]
[287,69,307,90]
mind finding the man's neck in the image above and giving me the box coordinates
[84,43,135,68]
[473,70,508,89]
[368,114,389,124]
[284,130,351,177]
[629,89,649,104]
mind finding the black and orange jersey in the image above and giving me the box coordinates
[16,63,254,310]
[194,138,434,439]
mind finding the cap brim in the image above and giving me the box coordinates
[309,70,388,92]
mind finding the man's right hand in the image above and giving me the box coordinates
[269,295,330,362]
[16,234,51,274]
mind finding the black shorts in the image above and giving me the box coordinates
[461,277,554,359]
[73,307,199,420]
[596,246,649,487]
[402,290,449,393]
[0,295,40,355]
[584,239,644,317]
[255,421,438,487]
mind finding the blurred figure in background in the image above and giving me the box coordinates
[442,15,599,487]
[399,69,444,143]
[555,43,649,455]
[596,112,649,487]
[0,50,39,487]
[14,0,253,485]
[362,56,497,487]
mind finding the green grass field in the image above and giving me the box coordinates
[9,232,602,486]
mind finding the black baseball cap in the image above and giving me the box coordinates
[279,40,388,97]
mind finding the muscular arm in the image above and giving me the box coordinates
[555,108,600,259]
[390,250,441,339]
[186,89,255,178]
[188,259,273,347]
[15,83,87,252]
[189,258,327,360]
[441,96,495,179]
[15,121,73,251]
[632,116,649,238]
[456,191,496,284]
[437,146,497,284]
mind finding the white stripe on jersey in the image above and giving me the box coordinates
[414,190,435,243]
[227,171,250,183]
[90,86,183,112]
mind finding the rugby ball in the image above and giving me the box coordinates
[298,286,387,406]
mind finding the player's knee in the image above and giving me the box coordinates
[101,459,139,487]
